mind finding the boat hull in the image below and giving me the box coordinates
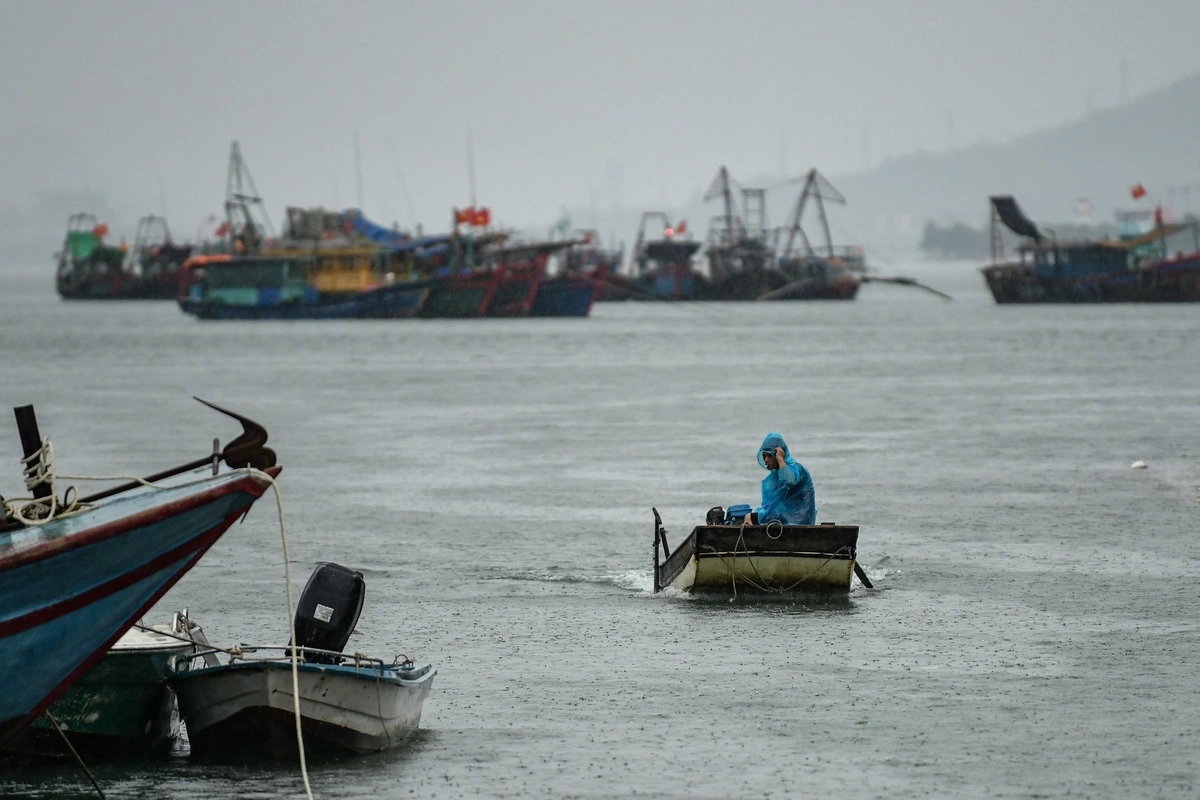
[0,468,276,746]
[5,629,195,760]
[982,255,1200,303]
[656,524,859,594]
[178,284,429,319]
[529,276,597,317]
[174,660,435,759]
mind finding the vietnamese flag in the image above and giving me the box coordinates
[1131,183,1147,199]
[472,207,491,227]
[455,207,476,225]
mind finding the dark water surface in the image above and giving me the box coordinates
[1,262,1198,798]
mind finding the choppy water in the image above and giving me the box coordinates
[1,260,1198,799]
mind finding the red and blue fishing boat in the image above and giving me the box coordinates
[0,401,279,747]
[982,195,1200,303]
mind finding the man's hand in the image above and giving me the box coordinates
[774,447,785,462]
[743,514,752,524]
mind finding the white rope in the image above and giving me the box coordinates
[3,438,227,526]
[250,468,314,800]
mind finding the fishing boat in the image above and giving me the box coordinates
[530,271,600,316]
[0,400,280,748]
[651,508,868,594]
[561,231,627,302]
[3,616,200,760]
[55,214,131,299]
[172,563,435,759]
[177,253,431,320]
[704,167,864,301]
[982,195,1200,303]
[55,213,194,300]
[625,213,707,300]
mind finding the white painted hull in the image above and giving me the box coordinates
[174,660,434,757]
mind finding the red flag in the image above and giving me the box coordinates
[472,207,490,227]
[214,222,230,237]
[455,207,476,225]
[676,220,688,235]
[1131,183,1147,199]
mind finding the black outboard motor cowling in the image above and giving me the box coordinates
[293,562,365,664]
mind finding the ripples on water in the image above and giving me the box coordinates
[1,261,1197,798]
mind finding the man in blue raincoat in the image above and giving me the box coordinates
[743,432,817,525]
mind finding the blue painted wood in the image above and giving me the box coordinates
[178,284,429,320]
[0,468,271,734]
[529,278,596,317]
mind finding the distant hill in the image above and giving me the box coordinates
[832,71,1200,254]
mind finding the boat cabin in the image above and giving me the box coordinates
[181,255,315,306]
[1018,241,1131,279]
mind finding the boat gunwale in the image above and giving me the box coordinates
[0,467,278,574]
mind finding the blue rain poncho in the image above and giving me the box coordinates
[753,432,817,525]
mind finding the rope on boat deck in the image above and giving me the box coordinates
[705,519,853,601]
[2,438,252,525]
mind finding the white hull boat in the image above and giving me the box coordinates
[173,657,435,758]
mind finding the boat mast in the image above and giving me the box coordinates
[224,141,274,250]
[704,166,739,246]
[780,169,845,259]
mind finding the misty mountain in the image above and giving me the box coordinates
[832,70,1200,254]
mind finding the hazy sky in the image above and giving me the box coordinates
[4,0,1200,235]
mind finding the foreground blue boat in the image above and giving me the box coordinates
[0,402,279,747]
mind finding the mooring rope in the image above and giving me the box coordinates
[3,438,234,526]
[250,468,314,800]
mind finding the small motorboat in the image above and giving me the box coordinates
[172,563,435,759]
[4,614,202,760]
[652,507,870,594]
[0,400,280,749]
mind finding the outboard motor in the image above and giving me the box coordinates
[293,562,365,664]
[706,506,725,526]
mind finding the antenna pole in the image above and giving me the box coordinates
[353,131,364,211]
[721,167,733,245]
[467,128,477,208]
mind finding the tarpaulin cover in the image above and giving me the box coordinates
[67,231,99,260]
[351,213,451,255]
[753,432,817,525]
[991,196,1043,241]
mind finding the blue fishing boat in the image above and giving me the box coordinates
[0,401,280,747]
[982,195,1200,303]
[177,254,431,320]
